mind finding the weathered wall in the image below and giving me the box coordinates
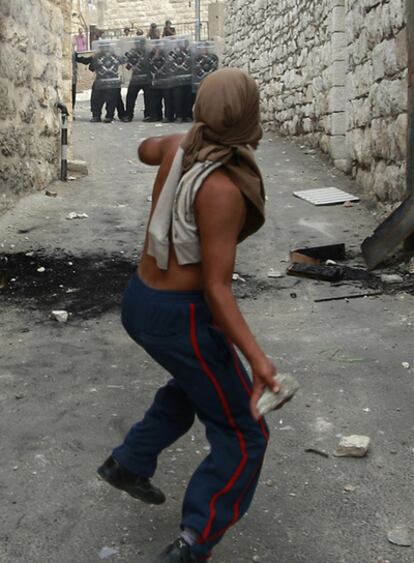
[94,0,215,29]
[225,0,408,202]
[0,0,72,213]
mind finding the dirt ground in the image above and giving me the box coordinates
[1,96,413,563]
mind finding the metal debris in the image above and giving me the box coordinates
[305,447,329,458]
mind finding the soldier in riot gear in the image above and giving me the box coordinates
[122,37,149,122]
[168,37,193,123]
[192,42,219,93]
[90,40,125,123]
[147,40,169,122]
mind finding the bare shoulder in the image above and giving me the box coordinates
[196,167,245,208]
[195,168,246,234]
[138,134,184,166]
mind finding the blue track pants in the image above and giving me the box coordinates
[112,274,269,560]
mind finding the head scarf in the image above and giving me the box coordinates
[181,68,265,241]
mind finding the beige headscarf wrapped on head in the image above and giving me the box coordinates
[181,68,265,241]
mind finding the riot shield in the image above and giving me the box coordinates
[122,37,149,85]
[165,36,192,88]
[146,39,169,89]
[192,41,219,92]
[91,39,125,89]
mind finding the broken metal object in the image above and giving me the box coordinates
[314,291,383,303]
[287,263,345,282]
[257,373,299,416]
[361,193,414,270]
[290,243,346,265]
[334,435,370,458]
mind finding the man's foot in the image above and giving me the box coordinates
[90,116,101,122]
[143,116,152,122]
[184,117,193,123]
[175,118,184,124]
[147,116,162,122]
[121,115,133,122]
[155,538,199,562]
[162,118,175,123]
[97,456,166,505]
[103,117,113,123]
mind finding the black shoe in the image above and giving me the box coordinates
[143,116,152,122]
[103,117,113,123]
[121,115,133,122]
[97,456,166,505]
[90,116,101,122]
[162,118,175,123]
[175,118,184,124]
[184,117,193,123]
[155,538,198,562]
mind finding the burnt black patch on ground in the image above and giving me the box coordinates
[0,252,135,319]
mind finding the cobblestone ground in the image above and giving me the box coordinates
[0,96,413,563]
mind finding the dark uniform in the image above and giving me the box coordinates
[90,47,124,122]
[123,40,149,121]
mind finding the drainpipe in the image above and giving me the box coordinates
[56,101,69,182]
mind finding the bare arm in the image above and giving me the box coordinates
[138,134,183,166]
[195,174,280,419]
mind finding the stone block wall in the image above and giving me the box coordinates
[0,0,72,213]
[96,0,216,29]
[224,0,408,202]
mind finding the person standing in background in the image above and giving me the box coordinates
[162,20,176,37]
[74,27,88,52]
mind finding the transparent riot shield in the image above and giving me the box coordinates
[122,37,149,85]
[192,41,219,92]
[165,36,192,88]
[91,39,125,89]
[146,39,169,89]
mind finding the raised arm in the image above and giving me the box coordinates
[195,172,280,419]
[138,134,183,166]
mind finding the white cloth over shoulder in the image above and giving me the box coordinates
[147,147,221,270]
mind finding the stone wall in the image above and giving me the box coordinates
[0,0,72,213]
[224,0,408,202]
[94,0,216,30]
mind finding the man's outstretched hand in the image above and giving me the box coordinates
[250,356,280,420]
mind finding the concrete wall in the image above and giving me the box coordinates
[224,0,408,202]
[0,0,72,213]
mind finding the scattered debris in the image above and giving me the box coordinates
[319,347,374,363]
[67,159,88,176]
[50,310,69,323]
[343,484,355,493]
[232,273,246,283]
[257,373,299,416]
[381,273,404,284]
[267,268,283,278]
[290,292,297,298]
[293,187,360,206]
[402,362,410,370]
[334,435,370,458]
[45,190,58,197]
[290,243,345,265]
[406,258,414,274]
[36,267,46,273]
[387,526,413,547]
[147,195,153,202]
[98,546,120,559]
[287,263,344,282]
[304,447,329,458]
[343,201,354,208]
[66,212,89,220]
[362,193,414,270]
[314,291,383,303]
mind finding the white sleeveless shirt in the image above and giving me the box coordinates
[147,147,221,270]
